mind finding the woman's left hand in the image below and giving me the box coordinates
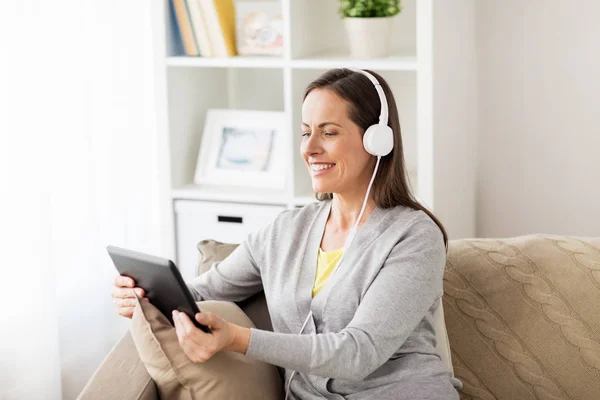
[172,310,236,363]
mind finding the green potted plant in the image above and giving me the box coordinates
[339,0,402,58]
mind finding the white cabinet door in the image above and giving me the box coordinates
[174,200,286,281]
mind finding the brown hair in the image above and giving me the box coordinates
[303,68,448,248]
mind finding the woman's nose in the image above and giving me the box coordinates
[302,134,322,156]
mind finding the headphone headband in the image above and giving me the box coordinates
[353,69,389,126]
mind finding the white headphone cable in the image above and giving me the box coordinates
[283,156,381,400]
[344,155,381,248]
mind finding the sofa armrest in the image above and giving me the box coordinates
[77,330,158,400]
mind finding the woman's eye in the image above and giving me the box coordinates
[301,132,311,137]
[324,132,337,137]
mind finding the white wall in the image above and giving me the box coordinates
[476,0,600,237]
[0,1,161,399]
[431,0,478,240]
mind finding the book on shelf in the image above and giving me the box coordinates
[171,0,237,57]
[198,0,237,57]
[186,0,213,56]
[172,0,199,56]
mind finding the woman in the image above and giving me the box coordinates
[112,68,459,399]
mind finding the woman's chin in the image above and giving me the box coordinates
[311,182,333,194]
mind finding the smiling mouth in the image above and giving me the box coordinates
[310,163,336,171]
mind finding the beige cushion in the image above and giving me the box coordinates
[76,331,158,400]
[197,239,274,332]
[444,234,600,400]
[196,239,239,277]
[196,239,457,379]
[129,295,284,400]
[433,301,455,376]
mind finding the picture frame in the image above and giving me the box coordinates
[193,109,287,190]
[235,1,284,56]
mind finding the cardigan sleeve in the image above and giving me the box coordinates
[245,219,446,381]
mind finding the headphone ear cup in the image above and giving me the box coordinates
[362,125,377,155]
[363,124,394,156]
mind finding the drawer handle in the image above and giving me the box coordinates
[217,215,243,224]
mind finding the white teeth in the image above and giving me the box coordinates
[311,164,335,171]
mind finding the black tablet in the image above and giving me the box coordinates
[107,245,211,333]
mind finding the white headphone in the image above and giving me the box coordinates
[284,69,393,400]
[354,69,394,157]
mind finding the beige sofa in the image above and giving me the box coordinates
[78,234,600,399]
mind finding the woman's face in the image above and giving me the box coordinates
[300,88,374,196]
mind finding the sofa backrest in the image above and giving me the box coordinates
[444,234,600,399]
[195,234,600,399]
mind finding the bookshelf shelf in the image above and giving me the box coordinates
[171,184,321,207]
[290,51,417,71]
[171,184,290,205]
[166,55,286,68]
[166,53,416,71]
[152,0,478,271]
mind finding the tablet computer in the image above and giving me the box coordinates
[107,245,211,333]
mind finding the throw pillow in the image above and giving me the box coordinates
[196,239,239,276]
[130,295,284,400]
[196,239,274,333]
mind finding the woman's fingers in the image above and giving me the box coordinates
[111,276,144,298]
[173,311,213,362]
[111,286,144,299]
[195,312,218,329]
[117,307,135,318]
[173,312,187,342]
[111,276,145,319]
[174,312,209,342]
[114,297,138,307]
[177,312,197,334]
[115,275,135,288]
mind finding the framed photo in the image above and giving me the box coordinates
[235,2,284,56]
[193,109,287,190]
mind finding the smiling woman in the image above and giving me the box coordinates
[100,69,458,400]
[175,69,460,400]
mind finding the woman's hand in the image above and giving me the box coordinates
[111,275,149,319]
[172,310,250,362]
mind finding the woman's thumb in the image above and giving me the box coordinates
[196,311,216,326]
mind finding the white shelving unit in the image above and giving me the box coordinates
[150,0,477,279]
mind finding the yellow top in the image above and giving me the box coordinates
[312,247,345,298]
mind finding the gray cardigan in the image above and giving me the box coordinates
[188,200,459,400]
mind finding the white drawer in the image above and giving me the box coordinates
[174,200,286,281]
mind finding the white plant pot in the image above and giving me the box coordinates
[344,17,394,59]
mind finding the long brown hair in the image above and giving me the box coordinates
[303,68,448,248]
